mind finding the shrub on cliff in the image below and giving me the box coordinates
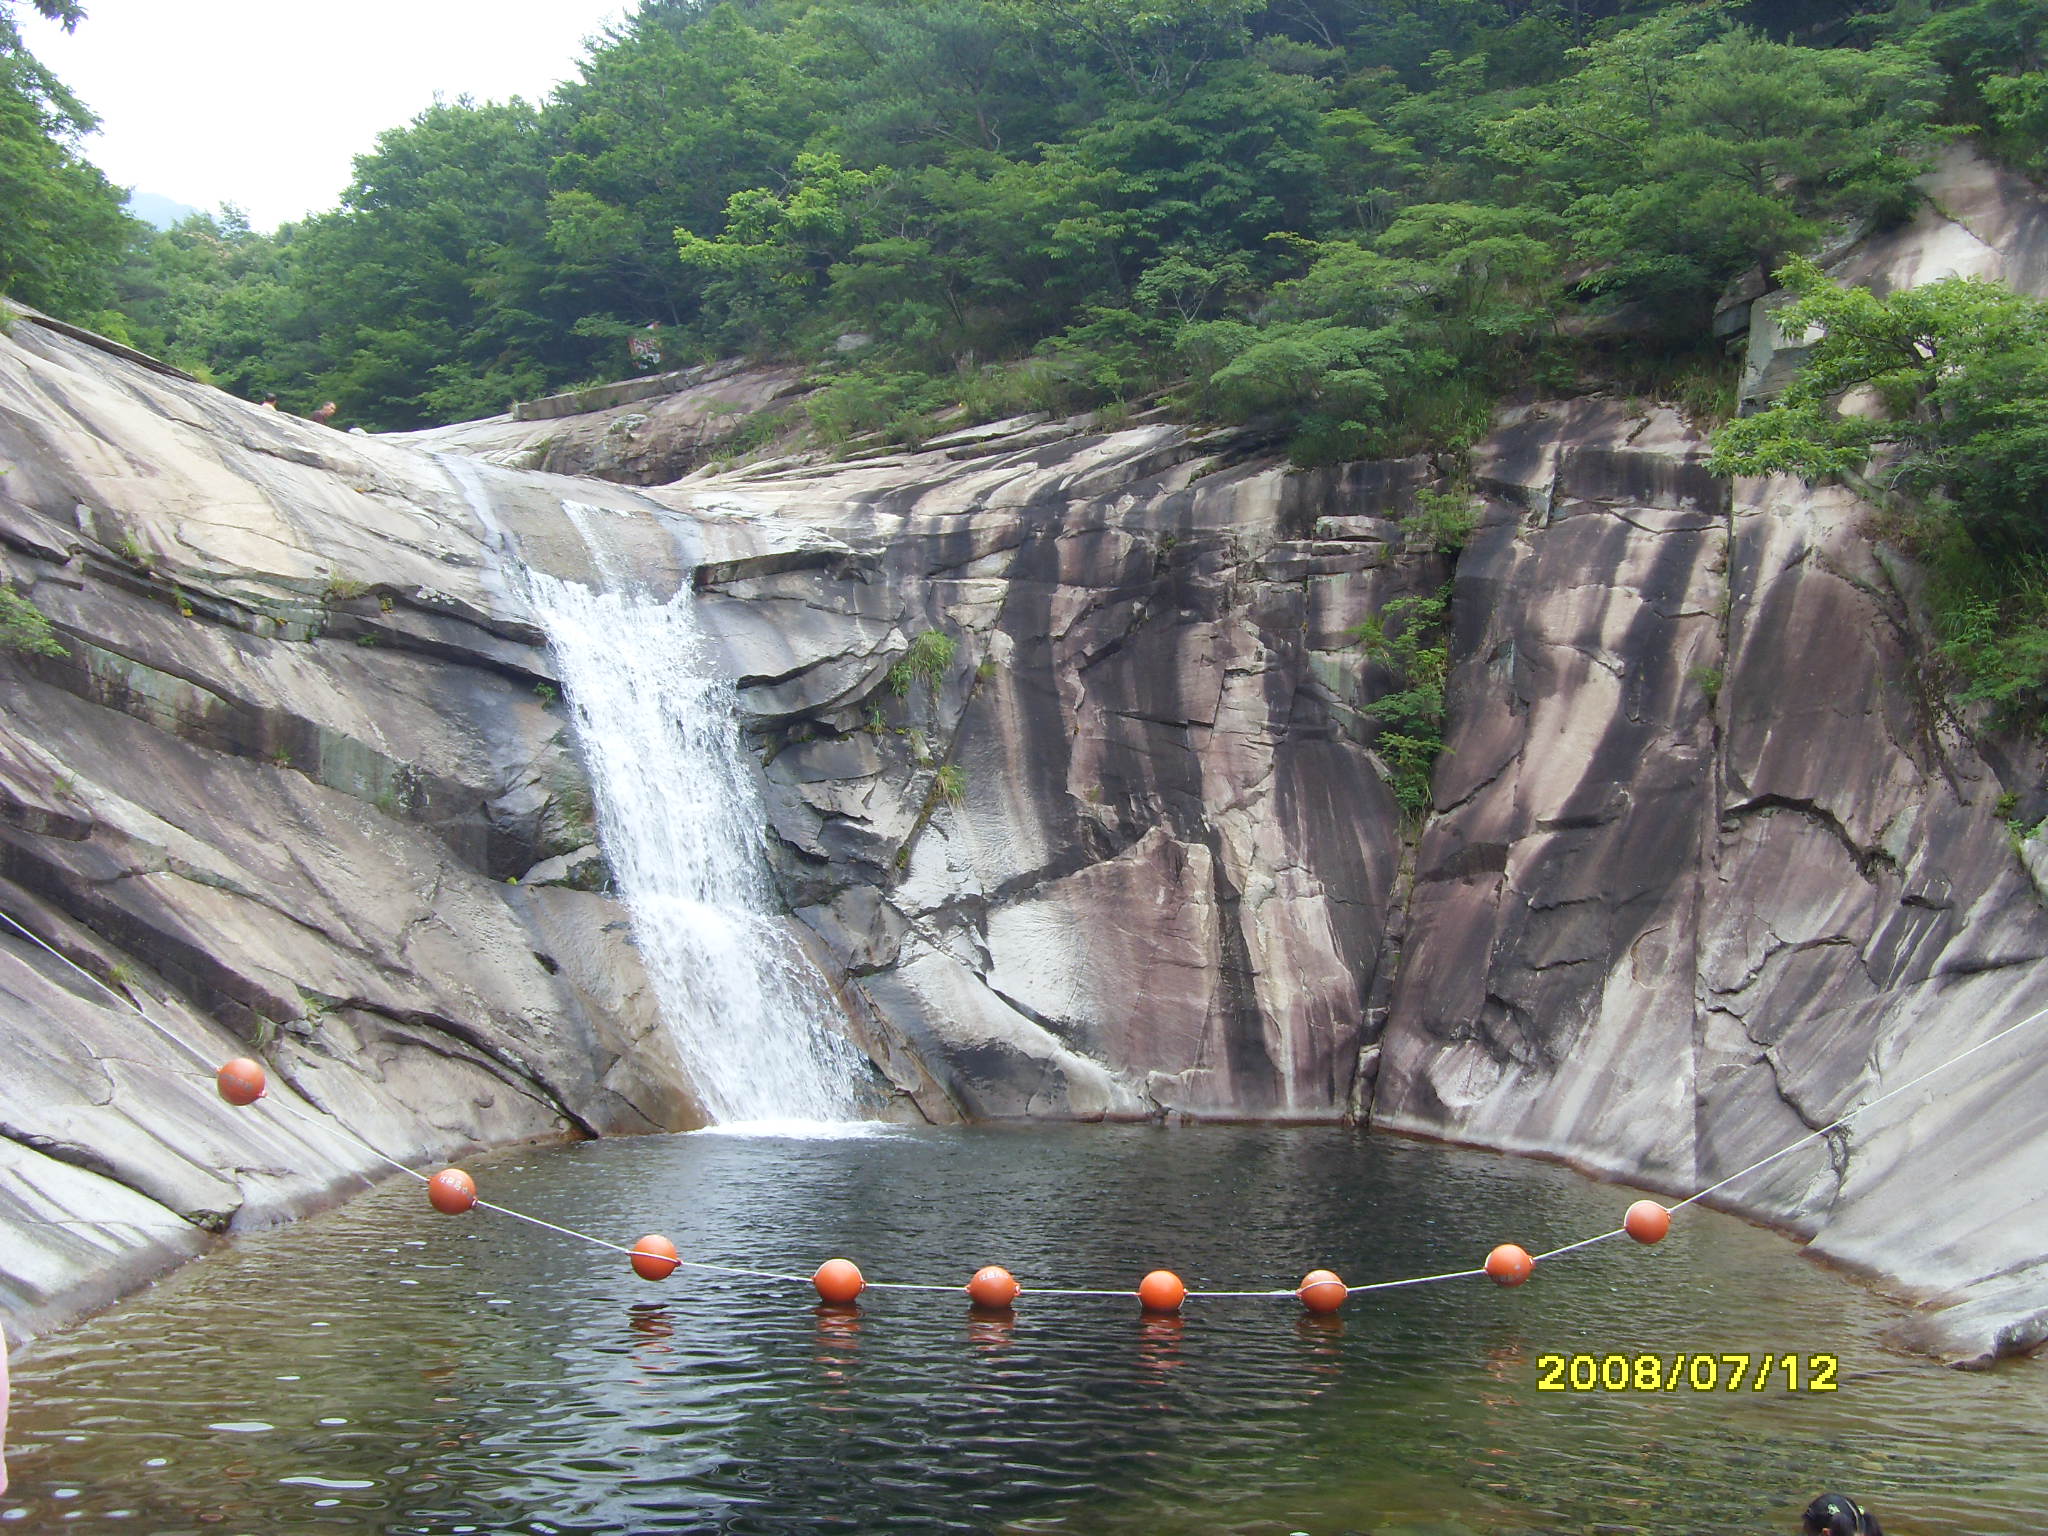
[1349,587,1451,817]
[1709,259,2048,556]
[0,586,66,655]
[890,630,958,699]
[1710,259,2048,720]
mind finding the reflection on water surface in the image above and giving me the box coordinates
[4,1126,2043,1534]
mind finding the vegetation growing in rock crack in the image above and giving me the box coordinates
[889,629,957,699]
[2006,813,2045,860]
[935,762,968,805]
[323,573,369,602]
[1401,488,1479,555]
[1347,586,1451,817]
[0,585,66,654]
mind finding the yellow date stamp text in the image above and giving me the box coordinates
[1535,1352,1839,1392]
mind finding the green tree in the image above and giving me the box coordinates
[547,1,838,329]
[678,150,894,351]
[116,208,287,381]
[0,0,136,321]
[1179,201,1561,462]
[1891,0,2047,166]
[1711,260,2048,717]
[284,98,565,424]
[1492,12,1937,320]
[999,0,1263,99]
[1709,259,2048,555]
[812,1,1054,164]
[1064,59,1329,280]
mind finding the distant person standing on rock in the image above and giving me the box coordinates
[258,393,279,410]
[309,400,339,426]
[1802,1493,1883,1535]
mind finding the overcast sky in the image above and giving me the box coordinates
[21,0,633,229]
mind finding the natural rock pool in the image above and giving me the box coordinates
[6,1127,2044,1534]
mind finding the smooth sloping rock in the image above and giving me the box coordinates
[0,309,801,1342]
[392,363,808,484]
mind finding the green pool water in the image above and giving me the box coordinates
[4,1125,2042,1534]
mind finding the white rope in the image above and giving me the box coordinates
[470,1199,636,1258]
[861,1280,973,1293]
[10,891,2045,1310]
[0,905,219,1074]
[1671,999,2048,1211]
[1191,1288,1301,1299]
[1001,1286,1154,1299]
[1530,1228,1626,1263]
[1346,1266,1487,1294]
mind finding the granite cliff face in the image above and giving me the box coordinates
[1374,403,2048,1362]
[667,436,1436,1124]
[2,147,2045,1363]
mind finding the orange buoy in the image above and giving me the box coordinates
[813,1258,865,1304]
[1485,1243,1534,1287]
[1137,1269,1187,1313]
[1624,1199,1671,1244]
[631,1234,681,1282]
[216,1057,267,1106]
[1296,1268,1347,1313]
[966,1265,1020,1309]
[426,1167,477,1215]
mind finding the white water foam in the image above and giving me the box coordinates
[524,571,867,1124]
[691,1119,910,1141]
[441,455,870,1126]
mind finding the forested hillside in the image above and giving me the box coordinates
[4,0,2025,438]
[5,1,2048,713]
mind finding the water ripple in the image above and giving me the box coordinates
[4,1127,2045,1534]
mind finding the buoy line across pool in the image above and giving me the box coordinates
[6,907,2046,1316]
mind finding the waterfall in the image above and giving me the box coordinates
[442,456,866,1126]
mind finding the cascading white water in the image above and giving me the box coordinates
[442,456,866,1125]
[527,572,866,1123]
